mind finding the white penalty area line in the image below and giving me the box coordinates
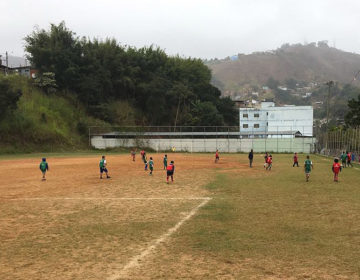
[107,197,212,280]
[4,197,211,201]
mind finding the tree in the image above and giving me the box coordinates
[345,95,360,127]
[190,101,224,126]
[285,78,297,89]
[266,77,279,90]
[25,22,82,90]
[216,97,237,125]
[25,22,238,126]
[0,76,22,119]
[34,72,57,94]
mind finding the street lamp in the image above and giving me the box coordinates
[325,80,334,152]
[325,81,334,130]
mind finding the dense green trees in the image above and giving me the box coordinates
[345,95,360,127]
[0,76,22,119]
[25,22,236,126]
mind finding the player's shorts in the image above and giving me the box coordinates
[100,167,108,173]
[216,156,219,159]
[167,171,174,176]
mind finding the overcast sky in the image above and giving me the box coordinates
[1,0,360,59]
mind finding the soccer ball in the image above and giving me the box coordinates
[171,146,176,152]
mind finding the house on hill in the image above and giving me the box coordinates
[0,55,35,78]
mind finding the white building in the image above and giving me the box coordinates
[239,102,313,137]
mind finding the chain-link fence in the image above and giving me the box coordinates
[316,127,360,160]
[89,125,316,153]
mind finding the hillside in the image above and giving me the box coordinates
[0,75,110,153]
[207,42,360,95]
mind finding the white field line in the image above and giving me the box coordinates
[3,197,211,201]
[107,197,212,280]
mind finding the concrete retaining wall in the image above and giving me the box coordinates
[91,136,315,153]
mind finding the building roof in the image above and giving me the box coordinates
[0,55,30,68]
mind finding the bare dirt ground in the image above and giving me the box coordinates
[0,153,250,280]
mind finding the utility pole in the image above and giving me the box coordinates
[5,51,9,75]
[325,80,334,151]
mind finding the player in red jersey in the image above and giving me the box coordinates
[332,158,342,182]
[293,152,299,167]
[166,161,175,184]
[346,151,353,167]
[215,149,219,163]
[266,154,272,171]
[140,150,145,163]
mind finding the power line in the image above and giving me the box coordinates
[350,70,360,84]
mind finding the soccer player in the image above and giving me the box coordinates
[131,149,136,161]
[248,149,254,168]
[341,151,347,168]
[266,154,272,171]
[215,149,220,163]
[264,152,268,168]
[332,158,342,182]
[39,158,49,181]
[144,154,148,171]
[99,155,110,179]
[293,152,299,167]
[140,150,145,163]
[304,155,313,182]
[166,160,175,184]
[347,151,353,167]
[149,157,154,175]
[163,154,168,170]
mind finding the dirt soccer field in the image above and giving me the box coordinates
[0,153,359,279]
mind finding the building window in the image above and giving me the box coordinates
[243,124,248,128]
[254,124,260,128]
[243,113,248,118]
[254,113,259,118]
[266,112,268,116]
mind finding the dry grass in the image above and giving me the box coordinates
[0,153,359,279]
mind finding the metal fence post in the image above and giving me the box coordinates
[216,126,218,152]
[228,127,230,153]
[303,126,305,153]
[278,126,279,152]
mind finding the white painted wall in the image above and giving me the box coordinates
[91,136,315,153]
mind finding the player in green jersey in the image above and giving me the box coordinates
[149,157,154,175]
[99,155,110,179]
[163,154,168,170]
[341,151,347,168]
[304,155,313,182]
[39,158,49,181]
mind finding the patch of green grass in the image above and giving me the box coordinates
[173,154,360,277]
